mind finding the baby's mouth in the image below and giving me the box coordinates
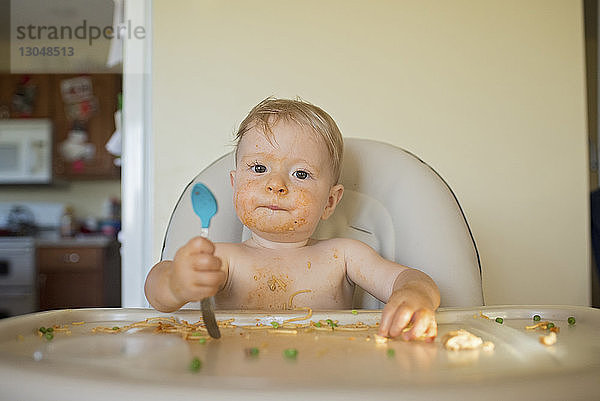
[265,205,285,211]
[259,204,287,211]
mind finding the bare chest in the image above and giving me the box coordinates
[216,247,354,310]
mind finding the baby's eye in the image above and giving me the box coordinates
[293,170,310,180]
[251,164,267,173]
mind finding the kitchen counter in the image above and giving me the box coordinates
[34,233,117,247]
[0,306,598,400]
[36,236,121,310]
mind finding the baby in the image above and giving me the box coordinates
[145,98,440,341]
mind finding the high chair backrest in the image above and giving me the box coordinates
[161,138,484,308]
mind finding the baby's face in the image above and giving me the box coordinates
[231,120,341,244]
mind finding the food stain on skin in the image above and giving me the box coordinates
[267,275,288,291]
[238,210,307,234]
[246,268,292,309]
[327,268,344,303]
[233,176,316,235]
[307,261,311,270]
[272,218,307,233]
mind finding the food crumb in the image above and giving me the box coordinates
[526,321,550,330]
[268,329,298,335]
[539,331,557,346]
[374,334,388,345]
[442,329,483,351]
[283,348,298,359]
[482,341,495,352]
[189,357,202,372]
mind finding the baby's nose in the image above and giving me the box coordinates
[266,176,288,195]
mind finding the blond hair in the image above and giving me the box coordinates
[234,97,344,183]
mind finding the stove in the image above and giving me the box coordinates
[0,202,65,318]
[0,236,37,318]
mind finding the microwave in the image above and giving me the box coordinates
[0,119,52,184]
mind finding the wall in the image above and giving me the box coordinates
[0,181,121,221]
[151,0,590,305]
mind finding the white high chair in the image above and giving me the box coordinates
[161,138,484,308]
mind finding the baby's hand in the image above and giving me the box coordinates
[378,289,437,342]
[169,237,225,305]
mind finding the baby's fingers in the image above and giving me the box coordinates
[401,309,436,341]
[379,303,412,338]
[190,254,222,272]
[191,270,226,288]
[181,236,216,255]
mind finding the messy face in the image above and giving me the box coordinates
[231,121,342,244]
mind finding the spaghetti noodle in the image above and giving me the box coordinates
[90,289,377,340]
[283,307,313,324]
[287,289,312,309]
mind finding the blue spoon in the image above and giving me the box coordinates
[191,183,220,339]
[191,182,218,237]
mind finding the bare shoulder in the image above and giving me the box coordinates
[213,242,244,258]
[316,237,377,257]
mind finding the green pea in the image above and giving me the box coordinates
[189,357,202,372]
[315,322,322,328]
[112,327,119,331]
[44,332,54,341]
[495,317,503,324]
[38,327,46,334]
[283,348,298,359]
[547,322,555,329]
[198,338,207,344]
[387,349,395,357]
[351,310,358,315]
[46,327,54,333]
[567,317,576,325]
[533,315,541,321]
[271,321,279,329]
[246,347,259,357]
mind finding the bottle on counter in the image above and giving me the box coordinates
[60,206,76,237]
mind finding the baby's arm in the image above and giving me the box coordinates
[144,237,228,312]
[343,239,440,341]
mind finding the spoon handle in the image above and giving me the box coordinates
[200,228,220,339]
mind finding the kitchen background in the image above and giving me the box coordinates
[0,0,123,317]
[0,74,123,317]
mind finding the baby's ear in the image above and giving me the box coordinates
[321,184,344,220]
[229,170,235,188]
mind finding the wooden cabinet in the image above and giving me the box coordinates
[0,74,51,118]
[37,241,121,310]
[0,73,122,180]
[52,74,121,180]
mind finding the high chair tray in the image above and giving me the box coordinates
[0,306,598,401]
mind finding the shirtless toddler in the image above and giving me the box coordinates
[145,98,441,340]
